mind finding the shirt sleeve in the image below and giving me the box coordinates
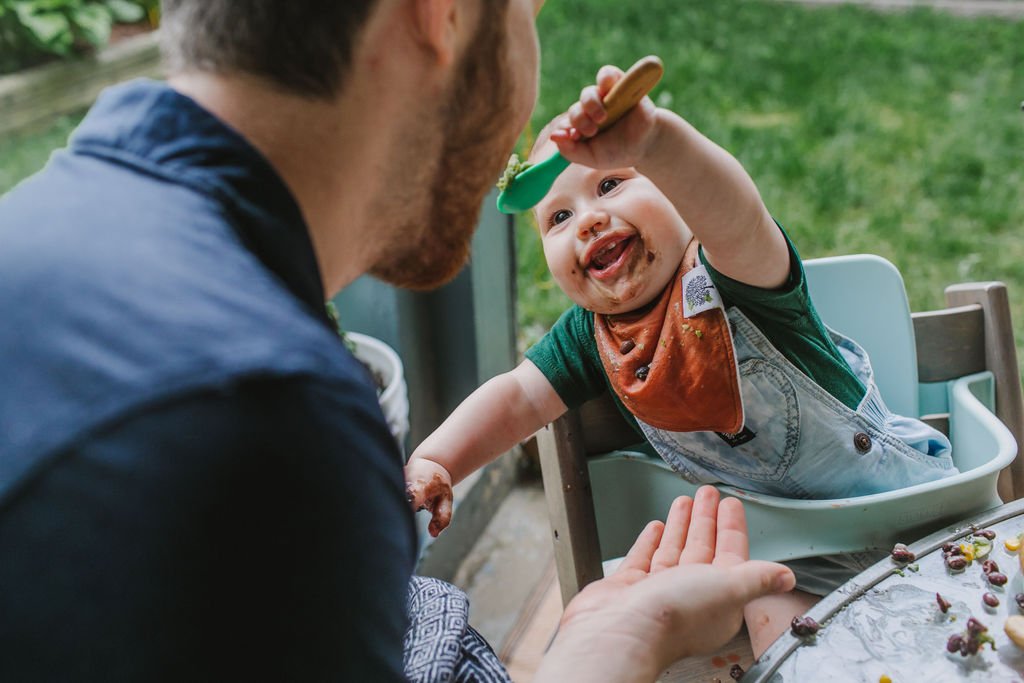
[699,221,867,409]
[524,305,609,410]
[0,375,414,681]
[699,221,812,325]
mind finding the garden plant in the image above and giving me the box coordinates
[0,0,157,74]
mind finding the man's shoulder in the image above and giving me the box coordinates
[0,152,350,481]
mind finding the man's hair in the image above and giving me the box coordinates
[160,1,379,99]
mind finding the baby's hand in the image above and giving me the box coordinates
[551,64,660,170]
[404,458,454,537]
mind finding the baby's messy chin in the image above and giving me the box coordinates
[571,275,669,316]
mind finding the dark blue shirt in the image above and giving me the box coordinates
[0,80,415,680]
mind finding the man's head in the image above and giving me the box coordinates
[161,1,378,99]
[163,0,543,294]
[368,0,541,290]
[529,115,692,316]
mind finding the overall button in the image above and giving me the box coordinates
[635,365,650,381]
[620,339,636,354]
[853,432,872,453]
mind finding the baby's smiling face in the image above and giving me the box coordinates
[532,140,692,316]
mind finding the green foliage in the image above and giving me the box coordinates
[0,109,84,195]
[518,0,1024,366]
[0,0,152,74]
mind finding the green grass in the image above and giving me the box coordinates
[518,0,1024,358]
[0,111,86,195]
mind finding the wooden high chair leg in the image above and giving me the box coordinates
[536,412,603,607]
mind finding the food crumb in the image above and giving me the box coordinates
[890,542,915,563]
[496,154,531,191]
[790,615,821,637]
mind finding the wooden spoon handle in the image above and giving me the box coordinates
[597,55,664,132]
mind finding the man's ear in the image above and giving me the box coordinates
[413,0,459,66]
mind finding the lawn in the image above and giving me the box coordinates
[518,0,1024,361]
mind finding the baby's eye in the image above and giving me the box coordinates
[549,209,573,227]
[598,177,622,195]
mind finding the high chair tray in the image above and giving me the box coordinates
[742,497,1024,682]
[589,371,1017,563]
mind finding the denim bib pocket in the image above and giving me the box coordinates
[641,357,800,483]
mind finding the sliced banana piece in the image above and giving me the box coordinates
[1004,615,1024,649]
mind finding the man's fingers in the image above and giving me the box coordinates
[617,520,665,575]
[711,496,750,567]
[724,561,796,604]
[678,486,720,564]
[650,496,693,572]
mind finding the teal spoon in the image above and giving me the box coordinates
[496,55,665,214]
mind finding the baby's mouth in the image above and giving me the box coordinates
[586,235,636,281]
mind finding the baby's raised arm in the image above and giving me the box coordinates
[405,359,566,536]
[554,64,790,290]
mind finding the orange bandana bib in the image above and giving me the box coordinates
[594,239,743,433]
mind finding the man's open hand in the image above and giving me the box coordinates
[535,486,796,682]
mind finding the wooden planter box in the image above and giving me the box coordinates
[0,30,162,136]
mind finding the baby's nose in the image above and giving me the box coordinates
[576,210,607,240]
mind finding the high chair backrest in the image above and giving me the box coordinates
[537,255,1024,606]
[803,255,918,418]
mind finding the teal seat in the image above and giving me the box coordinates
[537,255,1024,605]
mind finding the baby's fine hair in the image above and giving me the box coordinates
[527,114,569,165]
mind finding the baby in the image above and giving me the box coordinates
[405,63,957,654]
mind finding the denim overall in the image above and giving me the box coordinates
[638,307,957,501]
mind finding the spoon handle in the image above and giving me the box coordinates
[598,55,665,132]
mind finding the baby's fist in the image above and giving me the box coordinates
[404,458,454,537]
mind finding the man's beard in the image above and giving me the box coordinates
[369,2,518,290]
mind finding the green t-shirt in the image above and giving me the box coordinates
[524,226,867,435]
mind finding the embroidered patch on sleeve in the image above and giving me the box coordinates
[682,264,724,318]
[715,426,756,448]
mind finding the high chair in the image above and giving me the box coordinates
[537,254,1024,605]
